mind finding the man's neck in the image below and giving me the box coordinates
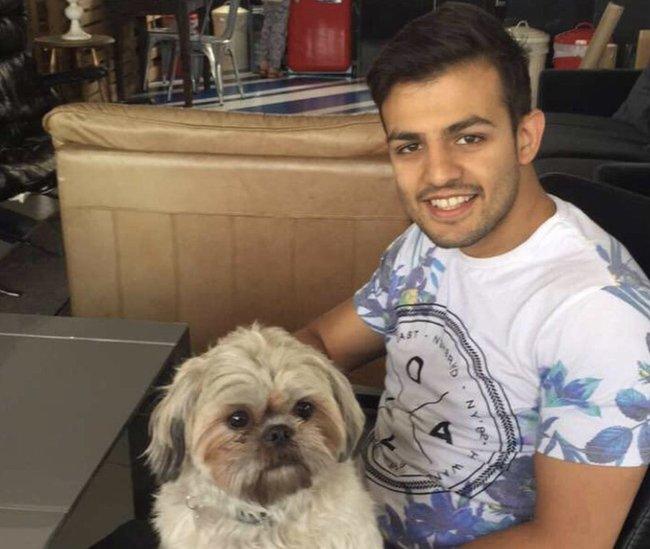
[461,167,555,259]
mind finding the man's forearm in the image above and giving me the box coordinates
[462,521,547,548]
[463,520,610,549]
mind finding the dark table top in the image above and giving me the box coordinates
[0,313,189,548]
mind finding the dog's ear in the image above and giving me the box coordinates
[145,359,203,483]
[325,365,366,462]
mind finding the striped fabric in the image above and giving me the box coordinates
[130,72,379,115]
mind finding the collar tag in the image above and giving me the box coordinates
[236,508,269,525]
[186,493,270,526]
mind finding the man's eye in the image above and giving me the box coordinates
[456,135,484,145]
[395,143,421,155]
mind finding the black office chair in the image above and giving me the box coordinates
[535,67,650,183]
[0,0,109,202]
[539,173,649,548]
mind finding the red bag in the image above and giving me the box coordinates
[287,0,352,73]
[552,22,595,69]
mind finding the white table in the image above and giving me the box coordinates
[0,313,189,548]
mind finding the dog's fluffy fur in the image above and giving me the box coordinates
[146,324,382,549]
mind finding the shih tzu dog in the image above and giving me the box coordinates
[146,324,382,549]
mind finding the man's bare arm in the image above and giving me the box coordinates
[464,453,647,548]
[294,298,386,374]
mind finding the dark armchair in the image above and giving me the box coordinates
[1,0,58,201]
[538,173,649,549]
[0,0,109,203]
[534,67,650,192]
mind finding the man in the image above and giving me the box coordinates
[295,3,650,547]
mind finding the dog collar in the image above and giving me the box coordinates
[185,494,272,526]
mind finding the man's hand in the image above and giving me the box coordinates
[464,453,647,548]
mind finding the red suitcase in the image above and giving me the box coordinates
[287,0,352,72]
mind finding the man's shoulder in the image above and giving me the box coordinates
[380,223,440,268]
[533,201,649,337]
[502,198,648,336]
[535,197,648,291]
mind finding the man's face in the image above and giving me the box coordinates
[382,61,523,255]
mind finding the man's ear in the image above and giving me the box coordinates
[516,109,545,165]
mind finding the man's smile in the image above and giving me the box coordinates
[422,193,479,220]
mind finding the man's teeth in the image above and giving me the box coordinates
[430,195,473,210]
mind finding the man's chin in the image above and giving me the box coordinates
[420,224,489,250]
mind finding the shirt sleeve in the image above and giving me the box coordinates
[534,287,650,467]
[353,229,411,335]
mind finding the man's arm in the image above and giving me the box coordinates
[294,298,386,374]
[464,453,647,548]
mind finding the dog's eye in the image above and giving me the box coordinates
[293,400,314,420]
[228,410,250,429]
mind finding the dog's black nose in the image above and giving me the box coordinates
[262,424,294,446]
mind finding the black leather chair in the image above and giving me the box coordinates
[539,173,649,549]
[0,0,109,202]
[1,0,58,201]
[535,68,650,187]
[540,173,649,276]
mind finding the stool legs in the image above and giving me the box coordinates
[49,48,57,73]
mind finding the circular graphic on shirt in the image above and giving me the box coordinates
[363,303,521,498]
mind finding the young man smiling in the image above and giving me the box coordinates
[296,3,649,548]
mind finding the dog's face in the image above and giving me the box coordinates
[146,325,365,506]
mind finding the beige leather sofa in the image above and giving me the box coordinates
[44,104,410,386]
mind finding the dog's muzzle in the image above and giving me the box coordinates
[262,424,294,447]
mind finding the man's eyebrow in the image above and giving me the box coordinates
[386,116,496,142]
[387,131,421,143]
[445,116,495,135]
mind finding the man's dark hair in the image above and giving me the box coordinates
[366,2,531,130]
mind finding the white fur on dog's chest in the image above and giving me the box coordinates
[155,462,382,549]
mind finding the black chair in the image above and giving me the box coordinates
[0,0,58,202]
[535,67,650,186]
[540,172,649,276]
[539,173,649,548]
[0,0,109,203]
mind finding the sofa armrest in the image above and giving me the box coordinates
[538,69,642,117]
[594,162,650,198]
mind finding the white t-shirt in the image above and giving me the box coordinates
[354,195,650,548]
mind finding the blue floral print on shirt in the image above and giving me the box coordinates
[356,232,445,334]
[379,491,518,548]
[597,237,650,321]
[539,360,650,465]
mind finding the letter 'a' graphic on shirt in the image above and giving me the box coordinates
[363,303,522,498]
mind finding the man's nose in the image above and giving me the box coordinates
[423,142,462,187]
